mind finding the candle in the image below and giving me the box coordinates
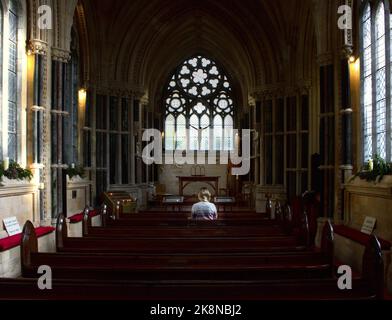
[3,158,9,171]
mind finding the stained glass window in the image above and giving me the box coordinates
[8,0,18,161]
[375,3,386,159]
[361,1,391,162]
[164,56,235,151]
[0,4,2,159]
[64,27,80,165]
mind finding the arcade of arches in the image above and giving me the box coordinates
[0,0,392,299]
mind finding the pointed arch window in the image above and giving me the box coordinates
[0,3,3,158]
[360,1,392,162]
[164,55,235,151]
[8,0,19,161]
[63,27,80,165]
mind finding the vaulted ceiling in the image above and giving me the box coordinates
[79,0,316,106]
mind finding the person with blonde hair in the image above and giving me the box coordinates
[191,188,218,221]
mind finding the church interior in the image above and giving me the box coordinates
[0,0,392,301]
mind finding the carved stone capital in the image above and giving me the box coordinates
[52,47,71,63]
[340,108,353,115]
[248,96,256,107]
[27,40,48,56]
[342,45,354,59]
[31,105,46,112]
[94,82,146,99]
[251,82,311,100]
[317,52,334,66]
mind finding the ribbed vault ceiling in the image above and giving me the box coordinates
[80,0,315,106]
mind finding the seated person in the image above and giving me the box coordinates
[191,188,218,221]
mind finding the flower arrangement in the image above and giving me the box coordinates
[352,154,392,183]
[65,164,85,179]
[0,161,33,182]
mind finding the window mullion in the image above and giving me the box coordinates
[371,8,378,158]
[387,4,392,161]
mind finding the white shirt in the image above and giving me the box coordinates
[191,202,218,221]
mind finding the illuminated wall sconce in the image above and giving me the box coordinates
[348,55,356,64]
[26,42,34,56]
[348,56,360,73]
[78,88,87,108]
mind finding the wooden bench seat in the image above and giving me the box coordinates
[23,255,333,281]
[334,225,392,250]
[0,277,379,301]
[0,205,382,300]
[85,226,288,238]
[18,219,334,282]
[60,237,303,252]
[18,217,333,280]
[68,209,99,224]
[0,227,54,252]
[108,218,273,227]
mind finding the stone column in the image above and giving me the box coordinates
[339,52,354,223]
[130,95,136,185]
[27,40,50,225]
[51,48,71,219]
[90,86,97,204]
[135,99,141,185]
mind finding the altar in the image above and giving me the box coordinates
[177,176,220,196]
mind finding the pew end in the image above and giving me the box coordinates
[20,221,38,275]
[320,220,334,266]
[56,213,68,250]
[115,201,124,220]
[100,204,108,227]
[265,193,272,219]
[299,209,310,248]
[283,203,293,235]
[82,207,91,236]
[275,200,283,222]
[363,235,384,299]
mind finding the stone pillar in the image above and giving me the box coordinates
[136,99,141,185]
[339,55,354,223]
[51,49,71,219]
[130,95,136,185]
[27,40,50,225]
[90,86,97,204]
[116,95,122,184]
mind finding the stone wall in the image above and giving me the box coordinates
[326,175,392,294]
[67,176,92,216]
[344,176,392,242]
[0,181,40,236]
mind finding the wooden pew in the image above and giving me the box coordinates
[3,231,383,300]
[96,204,306,234]
[21,220,335,281]
[87,206,292,238]
[84,226,288,238]
[0,277,380,300]
[99,203,274,226]
[59,215,310,254]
